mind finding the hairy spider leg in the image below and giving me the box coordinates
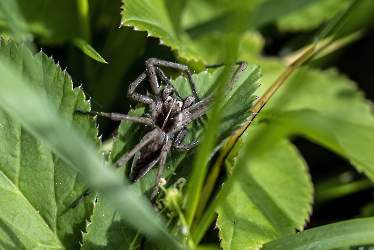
[205,61,247,68]
[174,127,202,151]
[128,71,157,109]
[76,110,154,125]
[146,58,201,102]
[157,66,206,128]
[155,67,183,101]
[167,61,248,134]
[116,128,164,169]
[150,137,173,204]
[224,61,248,98]
[72,188,93,208]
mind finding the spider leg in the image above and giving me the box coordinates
[72,188,93,208]
[182,96,214,124]
[205,61,248,98]
[224,61,248,98]
[146,58,201,102]
[127,71,156,109]
[174,127,202,151]
[150,137,173,204]
[116,128,162,168]
[155,67,183,101]
[76,110,153,125]
[173,61,248,129]
[156,67,205,128]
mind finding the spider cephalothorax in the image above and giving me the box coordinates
[77,58,248,204]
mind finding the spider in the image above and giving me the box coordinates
[77,58,248,204]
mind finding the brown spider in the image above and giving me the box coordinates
[77,58,248,204]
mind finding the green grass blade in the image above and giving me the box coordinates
[316,0,357,42]
[184,67,229,230]
[262,218,374,250]
[77,0,91,42]
[73,38,107,63]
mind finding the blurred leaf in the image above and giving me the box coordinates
[275,110,374,180]
[0,39,98,249]
[0,39,184,250]
[333,0,374,39]
[0,0,81,44]
[262,218,374,250]
[216,127,313,250]
[0,0,34,50]
[360,201,374,218]
[73,38,107,63]
[315,0,357,42]
[184,0,322,36]
[262,67,374,126]
[250,0,322,28]
[315,179,373,203]
[276,0,351,32]
[77,0,91,41]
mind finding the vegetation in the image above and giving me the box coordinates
[0,0,373,249]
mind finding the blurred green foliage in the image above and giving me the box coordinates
[0,0,374,249]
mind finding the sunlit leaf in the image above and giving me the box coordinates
[121,0,200,61]
[216,126,313,250]
[0,39,98,249]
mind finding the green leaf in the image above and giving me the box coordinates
[121,0,201,61]
[120,0,332,63]
[0,39,98,249]
[262,218,374,250]
[262,67,374,126]
[83,63,260,248]
[73,38,107,63]
[0,39,184,250]
[276,0,351,32]
[216,126,313,250]
[275,110,374,180]
[255,65,374,180]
